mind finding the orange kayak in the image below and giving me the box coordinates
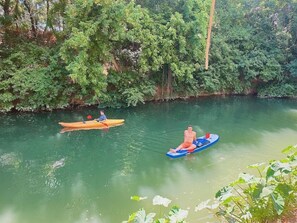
[58,119,125,128]
[60,123,124,133]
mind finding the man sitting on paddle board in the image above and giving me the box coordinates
[170,126,197,153]
[96,110,107,122]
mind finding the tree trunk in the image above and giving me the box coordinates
[1,0,11,28]
[205,0,216,70]
[1,0,11,16]
[167,65,172,100]
[161,66,165,101]
[43,0,50,33]
[14,0,19,30]
[23,0,37,37]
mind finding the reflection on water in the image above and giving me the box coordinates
[51,158,65,169]
[0,208,17,223]
[60,123,124,133]
[73,211,103,223]
[45,174,60,189]
[0,96,297,223]
[0,152,21,168]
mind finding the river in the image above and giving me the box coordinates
[0,96,297,223]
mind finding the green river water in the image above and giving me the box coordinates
[0,96,297,223]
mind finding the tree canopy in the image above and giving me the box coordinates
[0,0,297,112]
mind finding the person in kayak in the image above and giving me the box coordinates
[170,126,197,153]
[96,110,107,122]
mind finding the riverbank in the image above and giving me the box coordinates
[2,92,297,114]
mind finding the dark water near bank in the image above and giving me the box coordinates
[0,96,297,222]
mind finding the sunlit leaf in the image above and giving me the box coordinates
[210,202,220,210]
[195,199,211,211]
[168,208,188,223]
[134,209,156,223]
[152,195,171,207]
[122,211,137,223]
[131,195,148,201]
[238,173,261,184]
[260,186,273,198]
[248,162,265,169]
[270,162,292,174]
[195,199,219,212]
[281,145,294,154]
[238,173,253,183]
[222,196,237,206]
[156,218,166,223]
[230,178,245,186]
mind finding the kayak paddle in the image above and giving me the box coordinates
[90,114,109,128]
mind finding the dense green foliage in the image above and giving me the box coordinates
[104,71,156,107]
[0,37,72,111]
[199,0,297,96]
[1,0,297,112]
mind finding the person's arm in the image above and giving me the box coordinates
[96,116,103,122]
[98,115,107,121]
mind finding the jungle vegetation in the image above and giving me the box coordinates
[0,0,297,112]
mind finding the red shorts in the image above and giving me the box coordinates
[181,142,193,148]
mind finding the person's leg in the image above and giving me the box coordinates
[170,143,184,153]
[186,144,197,153]
[176,143,185,150]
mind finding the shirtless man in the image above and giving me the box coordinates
[170,126,197,153]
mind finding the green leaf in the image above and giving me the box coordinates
[238,173,254,183]
[260,186,274,198]
[215,186,233,202]
[275,184,292,197]
[270,161,292,174]
[271,192,285,215]
[155,218,166,223]
[266,166,276,180]
[130,195,148,201]
[250,183,264,201]
[123,211,137,223]
[281,145,295,154]
[238,172,262,184]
